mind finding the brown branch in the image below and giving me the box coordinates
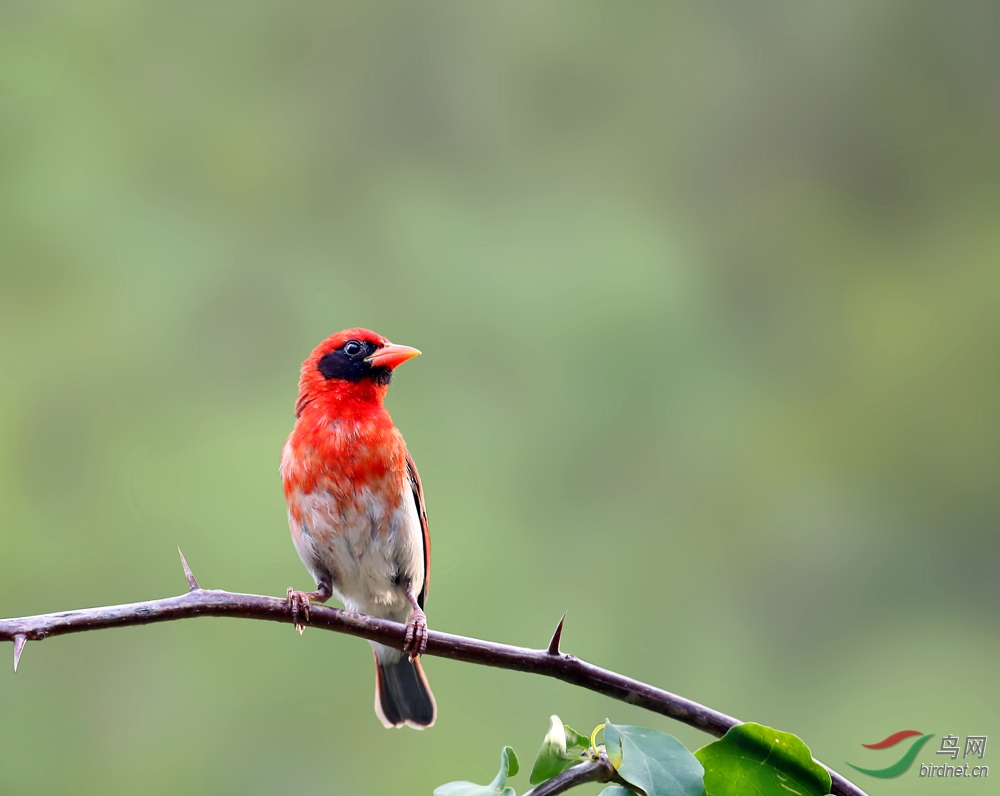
[0,554,867,796]
[524,752,618,796]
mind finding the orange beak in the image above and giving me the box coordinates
[366,342,421,370]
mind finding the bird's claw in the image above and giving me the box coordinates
[286,587,312,634]
[404,608,429,660]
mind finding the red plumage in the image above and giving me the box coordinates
[281,328,435,729]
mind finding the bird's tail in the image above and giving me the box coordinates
[371,643,437,729]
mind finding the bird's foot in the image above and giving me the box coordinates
[404,607,429,660]
[286,588,312,635]
[285,582,333,635]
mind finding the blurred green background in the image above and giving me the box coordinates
[1,2,998,794]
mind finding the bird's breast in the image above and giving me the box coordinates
[281,415,423,614]
[281,412,407,513]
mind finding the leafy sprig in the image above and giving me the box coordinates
[435,718,833,796]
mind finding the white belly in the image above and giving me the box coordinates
[290,478,424,623]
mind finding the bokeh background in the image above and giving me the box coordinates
[1,2,998,794]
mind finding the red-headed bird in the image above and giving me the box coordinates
[281,328,435,729]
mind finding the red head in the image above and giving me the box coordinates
[295,328,421,417]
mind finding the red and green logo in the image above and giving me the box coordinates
[847,730,935,778]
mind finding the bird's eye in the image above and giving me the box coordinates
[343,340,363,357]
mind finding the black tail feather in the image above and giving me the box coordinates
[373,649,436,729]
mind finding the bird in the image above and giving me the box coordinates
[280,328,436,729]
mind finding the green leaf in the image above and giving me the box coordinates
[599,787,641,796]
[605,721,705,796]
[564,725,592,751]
[695,723,832,796]
[434,747,520,796]
[529,715,590,785]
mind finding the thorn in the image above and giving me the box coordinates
[177,547,200,591]
[13,634,26,673]
[547,612,567,655]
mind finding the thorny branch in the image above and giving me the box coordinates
[0,550,868,796]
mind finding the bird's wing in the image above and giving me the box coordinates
[405,450,431,609]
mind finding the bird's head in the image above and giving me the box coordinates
[295,328,421,416]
